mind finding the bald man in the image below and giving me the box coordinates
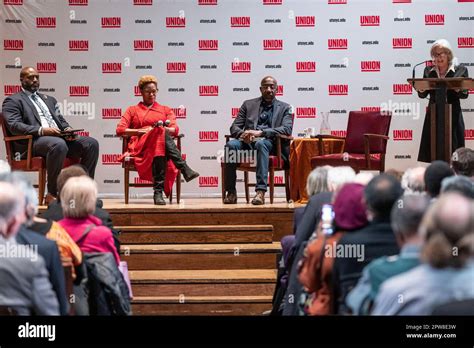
[2,67,99,204]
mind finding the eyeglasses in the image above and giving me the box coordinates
[142,89,157,94]
[433,51,448,58]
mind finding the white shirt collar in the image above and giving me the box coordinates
[430,63,456,77]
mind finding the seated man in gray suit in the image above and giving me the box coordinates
[0,182,59,315]
[2,66,99,204]
[223,76,293,205]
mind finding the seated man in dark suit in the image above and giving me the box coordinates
[223,76,293,205]
[2,66,99,204]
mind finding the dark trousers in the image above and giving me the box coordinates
[33,135,99,195]
[224,138,273,193]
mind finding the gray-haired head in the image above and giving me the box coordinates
[441,175,474,199]
[0,181,25,239]
[391,194,430,242]
[306,165,331,196]
[0,160,11,175]
[327,166,356,192]
[0,171,38,224]
[401,166,426,194]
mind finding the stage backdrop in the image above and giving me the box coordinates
[1,0,473,198]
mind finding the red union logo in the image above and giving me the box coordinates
[102,63,122,73]
[458,0,474,2]
[328,38,348,50]
[393,84,413,95]
[331,130,347,137]
[4,85,21,96]
[172,107,187,118]
[296,61,316,72]
[4,39,23,50]
[360,15,380,26]
[101,17,121,28]
[296,107,317,119]
[328,0,347,4]
[465,129,474,140]
[329,84,348,95]
[4,0,23,4]
[361,61,381,72]
[69,86,89,97]
[393,38,412,49]
[231,16,250,27]
[134,40,153,51]
[198,0,217,4]
[134,0,152,4]
[276,85,283,96]
[36,63,57,73]
[77,131,89,137]
[198,39,218,51]
[361,106,381,112]
[101,154,121,165]
[263,0,282,4]
[102,108,122,119]
[393,0,411,3]
[425,14,444,25]
[393,129,413,141]
[69,0,88,5]
[199,131,219,142]
[199,85,219,96]
[36,17,56,28]
[134,86,141,96]
[231,107,240,118]
[295,16,315,27]
[231,62,251,73]
[199,176,219,187]
[166,17,186,28]
[458,37,474,48]
[167,62,187,73]
[263,39,283,50]
[69,40,88,51]
[273,176,284,184]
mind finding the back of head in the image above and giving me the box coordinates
[420,192,473,268]
[327,166,356,192]
[60,176,97,219]
[57,165,88,200]
[306,165,331,196]
[0,172,37,224]
[424,160,454,197]
[0,160,11,175]
[0,182,24,239]
[441,175,474,199]
[333,183,368,231]
[365,174,404,221]
[391,194,430,241]
[451,147,474,177]
[401,166,426,194]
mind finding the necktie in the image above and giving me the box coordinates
[31,94,56,128]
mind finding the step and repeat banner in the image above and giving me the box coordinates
[1,0,473,198]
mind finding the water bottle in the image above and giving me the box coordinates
[320,112,331,135]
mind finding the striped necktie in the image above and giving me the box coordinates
[31,93,56,127]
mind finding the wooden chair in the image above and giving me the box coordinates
[221,134,293,204]
[0,305,19,316]
[121,131,184,204]
[310,111,392,173]
[0,113,78,205]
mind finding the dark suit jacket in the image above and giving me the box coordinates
[417,65,469,162]
[2,91,70,157]
[16,226,69,315]
[230,97,293,164]
[40,199,121,253]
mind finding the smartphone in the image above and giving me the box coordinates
[321,204,335,235]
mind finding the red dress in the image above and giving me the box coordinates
[116,102,179,196]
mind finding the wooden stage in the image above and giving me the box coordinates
[48,198,298,315]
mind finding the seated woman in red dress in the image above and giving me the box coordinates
[116,75,199,205]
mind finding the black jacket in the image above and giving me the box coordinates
[16,226,69,315]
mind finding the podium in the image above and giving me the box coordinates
[408,77,474,162]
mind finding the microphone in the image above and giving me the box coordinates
[412,60,432,86]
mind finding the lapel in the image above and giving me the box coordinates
[272,99,281,128]
[20,91,42,125]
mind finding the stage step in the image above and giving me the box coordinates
[117,224,274,244]
[131,295,273,315]
[121,242,282,270]
[130,269,277,297]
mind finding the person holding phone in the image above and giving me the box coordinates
[2,67,99,204]
[416,39,469,163]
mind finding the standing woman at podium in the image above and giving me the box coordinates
[417,39,469,163]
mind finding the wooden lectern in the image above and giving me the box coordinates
[408,77,474,162]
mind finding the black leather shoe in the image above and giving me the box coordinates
[223,192,237,204]
[153,191,166,205]
[182,166,200,182]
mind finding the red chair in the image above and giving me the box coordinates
[0,113,79,205]
[221,134,293,204]
[121,131,183,204]
[310,111,392,173]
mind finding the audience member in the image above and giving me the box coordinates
[0,160,10,175]
[424,160,454,198]
[440,175,474,199]
[373,192,474,315]
[401,167,426,194]
[451,147,474,177]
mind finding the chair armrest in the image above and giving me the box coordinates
[364,133,389,141]
[276,134,294,141]
[4,134,33,142]
[4,135,34,169]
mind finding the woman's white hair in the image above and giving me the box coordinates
[430,39,456,66]
[61,176,97,219]
[327,166,356,192]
